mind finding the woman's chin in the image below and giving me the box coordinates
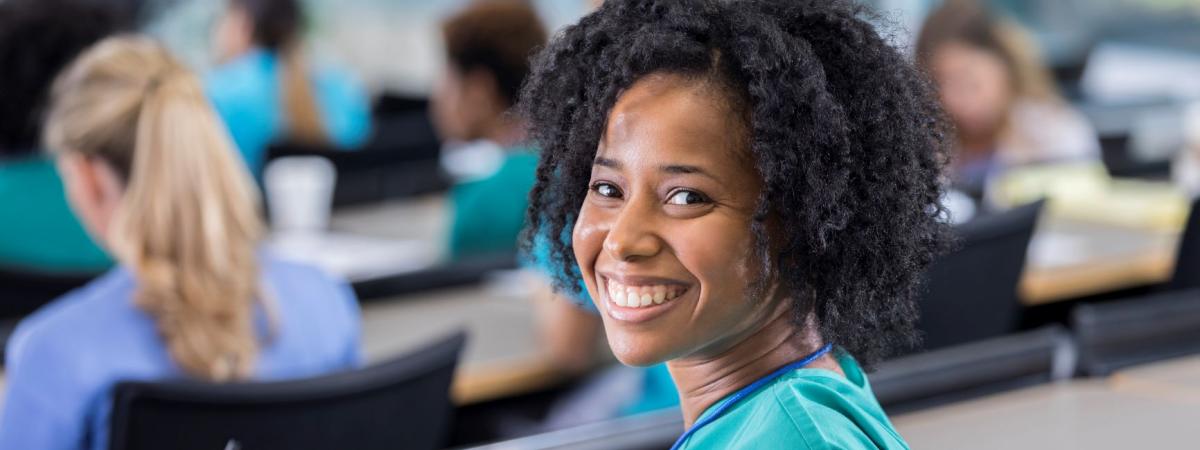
[607,335,671,367]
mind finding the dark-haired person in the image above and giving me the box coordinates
[0,0,122,273]
[207,0,371,174]
[432,0,548,259]
[520,0,948,447]
[916,0,1098,201]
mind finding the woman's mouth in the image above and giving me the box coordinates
[597,273,691,323]
[605,279,687,308]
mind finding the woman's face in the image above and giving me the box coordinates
[930,42,1013,140]
[212,2,252,64]
[573,74,783,366]
[430,62,499,143]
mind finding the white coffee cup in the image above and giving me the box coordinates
[264,156,336,234]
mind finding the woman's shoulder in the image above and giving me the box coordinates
[5,269,148,388]
[261,254,357,303]
[687,356,909,450]
[259,253,359,325]
[11,269,137,350]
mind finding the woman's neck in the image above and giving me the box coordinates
[666,303,842,427]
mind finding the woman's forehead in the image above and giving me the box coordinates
[598,74,752,173]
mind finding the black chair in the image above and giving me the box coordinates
[0,267,97,319]
[871,325,1074,415]
[916,200,1044,351]
[462,407,683,450]
[266,139,447,207]
[1072,288,1200,376]
[108,332,466,450]
[1168,197,1200,291]
[352,251,519,301]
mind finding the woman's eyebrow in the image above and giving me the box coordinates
[661,164,718,181]
[594,156,622,168]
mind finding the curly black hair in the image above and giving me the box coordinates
[0,0,126,156]
[518,0,951,365]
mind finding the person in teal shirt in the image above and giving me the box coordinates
[206,0,371,175]
[430,0,549,260]
[518,0,950,447]
[0,0,119,273]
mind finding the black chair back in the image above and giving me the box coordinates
[1169,197,1200,291]
[1072,288,1200,376]
[916,200,1043,351]
[108,332,466,450]
[353,251,518,301]
[463,408,683,450]
[872,325,1074,414]
[0,267,97,319]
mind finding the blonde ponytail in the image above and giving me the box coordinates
[44,36,265,381]
[279,45,327,144]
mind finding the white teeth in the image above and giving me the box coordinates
[605,279,686,308]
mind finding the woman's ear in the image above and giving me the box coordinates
[56,154,124,248]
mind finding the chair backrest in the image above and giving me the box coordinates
[463,407,683,450]
[1072,288,1200,376]
[108,332,466,450]
[1169,197,1200,291]
[0,267,97,320]
[353,251,518,300]
[871,325,1074,415]
[265,139,447,207]
[916,200,1043,351]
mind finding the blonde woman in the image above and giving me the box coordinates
[0,36,360,449]
[916,0,1100,200]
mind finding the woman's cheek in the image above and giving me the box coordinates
[573,206,607,295]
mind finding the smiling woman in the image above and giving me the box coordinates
[519,0,949,448]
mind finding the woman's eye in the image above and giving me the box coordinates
[666,190,709,206]
[592,182,622,199]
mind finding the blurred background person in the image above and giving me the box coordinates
[916,0,1100,203]
[0,36,360,449]
[0,0,124,273]
[207,0,371,175]
[431,0,547,260]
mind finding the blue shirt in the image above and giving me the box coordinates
[205,48,372,174]
[0,254,361,450]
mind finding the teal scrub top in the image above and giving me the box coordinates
[448,148,539,260]
[678,352,909,450]
[205,48,371,175]
[0,154,111,273]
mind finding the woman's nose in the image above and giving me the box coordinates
[603,198,664,263]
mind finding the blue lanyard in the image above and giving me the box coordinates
[669,343,834,450]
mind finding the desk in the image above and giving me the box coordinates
[892,376,1199,449]
[268,195,450,285]
[1110,355,1200,399]
[1020,218,1180,305]
[359,279,568,405]
[330,194,447,243]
